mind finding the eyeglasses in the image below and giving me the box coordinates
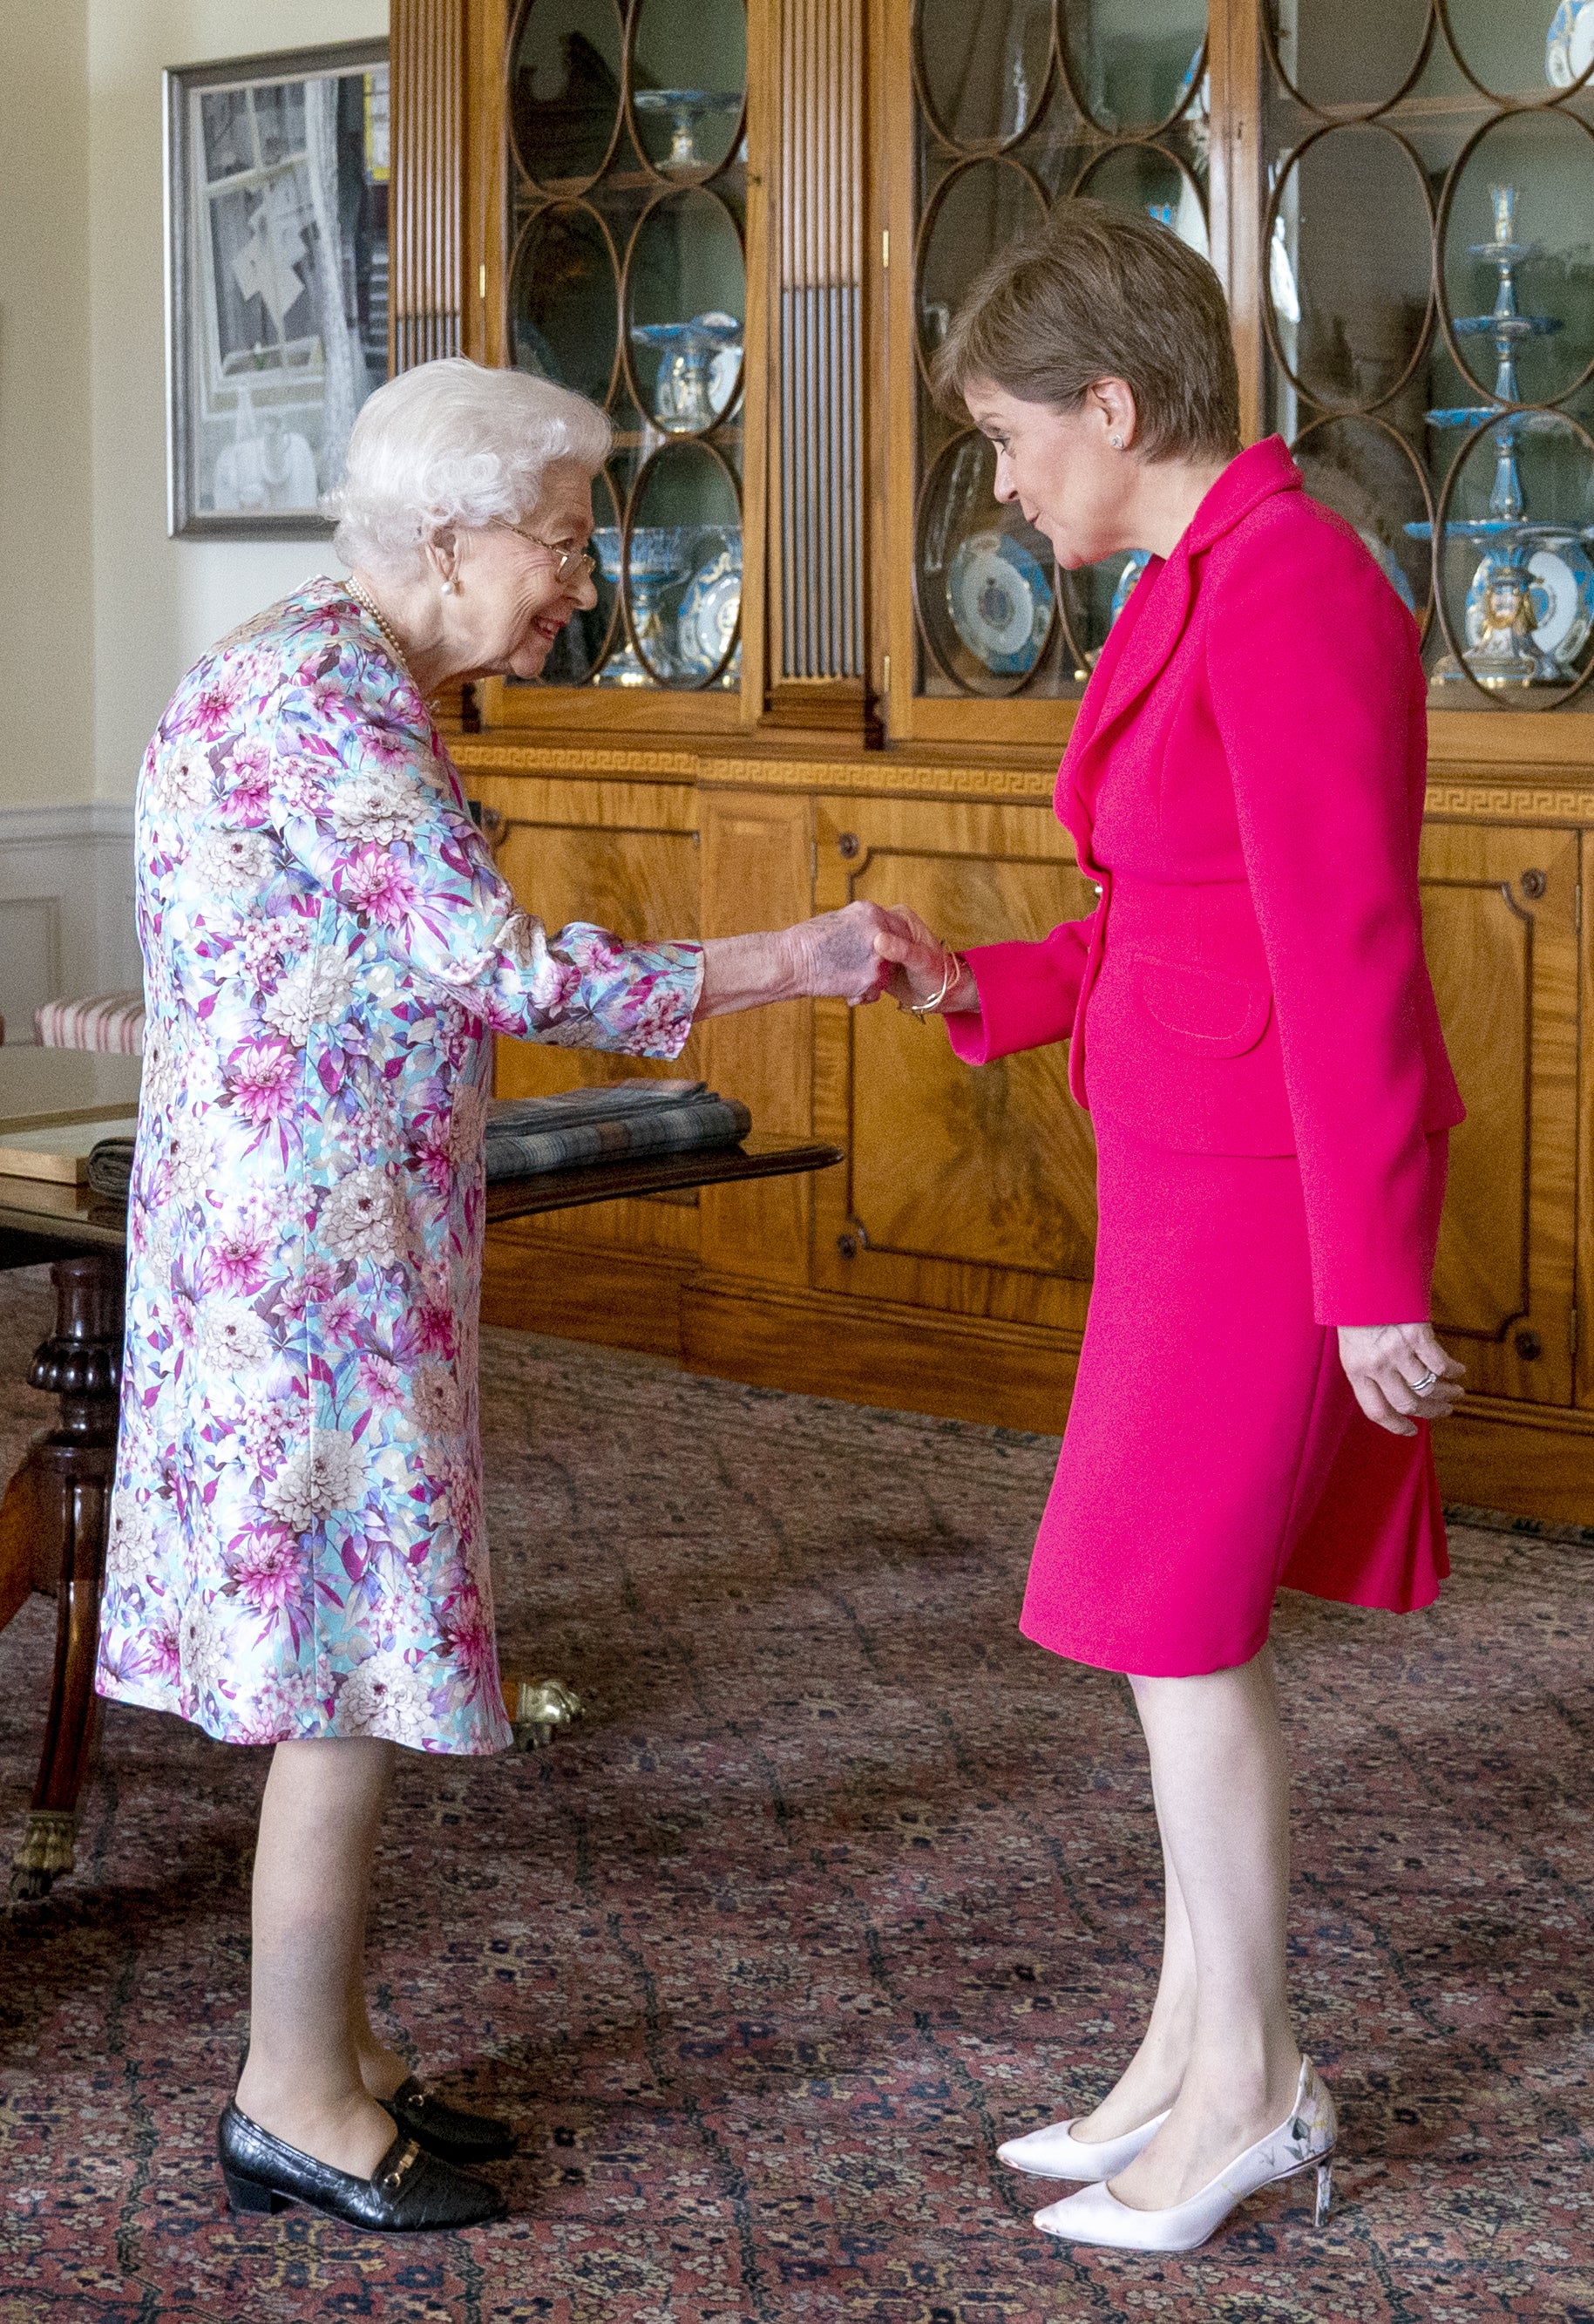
[496,521,594,585]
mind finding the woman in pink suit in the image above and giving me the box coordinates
[875,203,1466,2254]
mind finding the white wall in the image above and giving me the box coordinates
[90,0,388,804]
[0,1,386,1036]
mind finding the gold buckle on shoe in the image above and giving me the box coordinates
[380,2140,421,2192]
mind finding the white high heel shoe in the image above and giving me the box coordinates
[1033,2056,1337,2253]
[997,2107,1170,2183]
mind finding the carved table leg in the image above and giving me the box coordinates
[8,1254,123,1904]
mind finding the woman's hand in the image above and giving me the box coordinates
[1337,1323,1465,1437]
[869,904,980,1014]
[695,904,902,1018]
[785,901,903,1004]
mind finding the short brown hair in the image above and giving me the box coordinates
[932,199,1241,465]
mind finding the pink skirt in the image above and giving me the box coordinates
[1021,1117,1450,1678]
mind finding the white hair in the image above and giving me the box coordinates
[324,357,612,575]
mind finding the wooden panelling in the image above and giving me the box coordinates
[1433,1396,1594,1528]
[1421,822,1580,1405]
[683,1272,1081,1437]
[390,0,465,369]
[481,1223,693,1358]
[1581,826,1594,1415]
[698,790,816,1284]
[811,793,1096,1328]
[486,772,705,1260]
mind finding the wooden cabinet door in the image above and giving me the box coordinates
[1421,820,1580,1405]
[811,793,1099,1331]
[477,770,705,1262]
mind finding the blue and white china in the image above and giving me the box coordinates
[1109,550,1152,625]
[1547,0,1594,85]
[946,530,1053,676]
[1146,186,1208,260]
[630,310,743,432]
[633,88,742,172]
[677,530,743,678]
[590,526,694,684]
[1404,186,1594,686]
[1527,540,1594,667]
[1462,537,1594,676]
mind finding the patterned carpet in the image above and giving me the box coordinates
[0,1262,1591,2322]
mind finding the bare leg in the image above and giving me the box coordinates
[1106,1645,1302,2210]
[337,1819,411,2103]
[1069,1831,1196,2142]
[234,1737,404,2178]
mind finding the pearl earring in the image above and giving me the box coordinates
[441,580,457,595]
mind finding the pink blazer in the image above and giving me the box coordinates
[947,437,1464,1326]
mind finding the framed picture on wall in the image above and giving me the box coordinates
[165,39,390,539]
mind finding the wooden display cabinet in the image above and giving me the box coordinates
[392,0,1594,1521]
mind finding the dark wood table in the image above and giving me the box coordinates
[0,1104,839,1901]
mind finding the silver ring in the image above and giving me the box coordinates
[1411,1367,1439,1396]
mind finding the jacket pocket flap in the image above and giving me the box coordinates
[1133,958,1272,1057]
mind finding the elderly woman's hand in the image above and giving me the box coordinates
[695,903,906,1017]
[785,902,906,1005]
[1337,1323,1464,1437]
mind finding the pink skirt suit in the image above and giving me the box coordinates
[946,438,1465,1679]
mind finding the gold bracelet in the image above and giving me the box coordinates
[906,945,962,1019]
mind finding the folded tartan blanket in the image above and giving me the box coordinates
[483,1079,751,1181]
[86,1085,752,1200]
[88,1138,136,1202]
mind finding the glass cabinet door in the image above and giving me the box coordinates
[505,0,747,691]
[906,0,1210,710]
[1263,0,1594,708]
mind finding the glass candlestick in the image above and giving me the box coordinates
[1407,185,1590,689]
[592,527,694,685]
[629,312,743,433]
[633,89,742,173]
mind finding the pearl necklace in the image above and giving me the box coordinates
[346,575,424,696]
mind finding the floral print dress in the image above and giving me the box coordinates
[95,578,702,1755]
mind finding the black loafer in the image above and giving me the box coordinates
[217,2102,507,2231]
[379,2075,518,2164]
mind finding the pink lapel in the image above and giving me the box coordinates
[1056,438,1304,839]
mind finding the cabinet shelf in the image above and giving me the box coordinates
[1267,85,1594,131]
[514,162,749,203]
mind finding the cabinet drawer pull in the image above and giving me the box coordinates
[838,832,861,860]
[1520,868,1548,900]
[1515,1328,1543,1362]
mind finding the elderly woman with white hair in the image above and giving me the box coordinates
[94,357,896,2232]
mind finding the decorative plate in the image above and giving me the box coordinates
[678,532,743,676]
[946,531,1053,676]
[1547,0,1594,85]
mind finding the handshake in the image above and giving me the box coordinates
[695,901,977,1023]
[783,900,973,1016]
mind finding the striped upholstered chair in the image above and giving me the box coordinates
[34,991,146,1055]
